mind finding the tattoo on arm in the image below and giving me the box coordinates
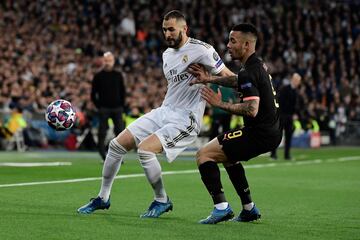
[210,75,238,88]
[218,99,258,117]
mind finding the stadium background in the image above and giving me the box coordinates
[0,0,359,151]
[0,1,360,240]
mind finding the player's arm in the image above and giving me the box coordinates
[215,66,238,87]
[201,86,259,117]
[188,64,238,88]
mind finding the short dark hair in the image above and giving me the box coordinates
[163,10,186,22]
[232,23,258,39]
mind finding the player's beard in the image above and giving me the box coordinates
[166,32,183,48]
[229,48,244,61]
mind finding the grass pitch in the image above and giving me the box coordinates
[0,147,359,240]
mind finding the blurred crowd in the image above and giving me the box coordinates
[0,0,359,139]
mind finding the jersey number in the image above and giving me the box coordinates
[223,130,243,141]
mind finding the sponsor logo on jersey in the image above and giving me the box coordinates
[182,55,188,64]
[170,69,177,75]
[215,59,223,68]
[166,68,190,83]
[170,72,190,82]
[240,82,252,89]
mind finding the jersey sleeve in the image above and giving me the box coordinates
[197,47,225,75]
[238,70,260,101]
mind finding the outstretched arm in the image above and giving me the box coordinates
[188,64,238,88]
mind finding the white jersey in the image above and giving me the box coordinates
[161,38,225,123]
[127,38,226,162]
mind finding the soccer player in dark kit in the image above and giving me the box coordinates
[188,23,282,224]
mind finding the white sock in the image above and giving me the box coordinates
[243,202,254,211]
[98,139,127,202]
[215,202,229,210]
[138,149,167,203]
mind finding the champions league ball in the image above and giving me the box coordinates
[45,99,76,131]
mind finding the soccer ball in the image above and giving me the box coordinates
[45,99,76,131]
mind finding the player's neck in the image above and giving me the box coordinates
[176,36,189,49]
[241,50,256,65]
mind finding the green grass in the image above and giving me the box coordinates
[0,147,359,240]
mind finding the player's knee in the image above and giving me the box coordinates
[137,139,160,164]
[137,136,163,153]
[105,139,127,163]
[137,141,150,152]
[115,129,136,151]
[137,148,157,169]
[137,143,156,158]
[137,148,156,163]
[109,139,127,155]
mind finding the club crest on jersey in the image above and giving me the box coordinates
[182,55,188,64]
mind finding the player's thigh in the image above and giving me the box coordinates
[127,108,162,144]
[217,128,257,162]
[218,127,280,162]
[150,109,200,162]
[138,134,163,154]
[196,137,228,165]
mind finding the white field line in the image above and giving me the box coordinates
[0,162,72,167]
[0,156,359,188]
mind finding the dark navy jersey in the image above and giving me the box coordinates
[237,53,281,134]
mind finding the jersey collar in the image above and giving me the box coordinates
[244,53,257,67]
[178,37,191,50]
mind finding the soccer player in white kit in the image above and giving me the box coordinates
[78,10,234,218]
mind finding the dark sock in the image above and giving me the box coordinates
[198,161,226,204]
[225,163,252,205]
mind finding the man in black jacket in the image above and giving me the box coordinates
[271,73,302,160]
[91,52,125,161]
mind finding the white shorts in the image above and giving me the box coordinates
[127,106,201,162]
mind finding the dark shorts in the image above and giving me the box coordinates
[217,126,282,163]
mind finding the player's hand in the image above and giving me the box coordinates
[188,64,211,86]
[201,86,222,107]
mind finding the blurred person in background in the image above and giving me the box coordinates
[91,52,126,161]
[271,73,302,160]
[0,103,27,150]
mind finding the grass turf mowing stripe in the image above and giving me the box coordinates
[0,156,359,188]
[0,162,72,167]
